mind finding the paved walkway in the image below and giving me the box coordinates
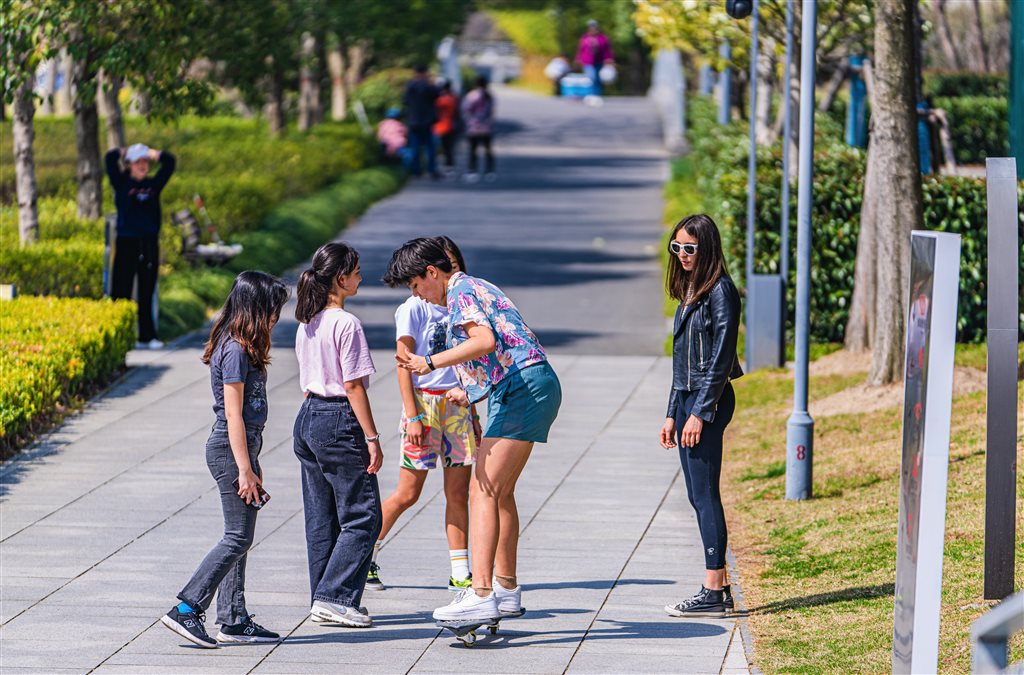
[0,89,750,674]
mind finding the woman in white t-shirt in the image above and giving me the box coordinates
[293,242,383,629]
[369,237,481,594]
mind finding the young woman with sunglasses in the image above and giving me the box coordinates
[659,214,743,618]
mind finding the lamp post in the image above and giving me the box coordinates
[785,0,816,501]
[744,0,760,373]
[779,0,794,284]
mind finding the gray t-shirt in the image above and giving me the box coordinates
[210,338,268,428]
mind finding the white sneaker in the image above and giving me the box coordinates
[432,588,498,622]
[312,606,367,623]
[147,339,165,350]
[492,578,522,615]
[462,172,480,184]
[310,601,372,627]
[484,172,497,183]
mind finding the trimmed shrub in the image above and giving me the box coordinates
[0,238,104,298]
[923,71,1009,99]
[351,68,415,120]
[932,96,1009,164]
[0,296,136,451]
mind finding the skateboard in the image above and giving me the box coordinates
[436,608,526,647]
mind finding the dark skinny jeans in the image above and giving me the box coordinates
[674,383,735,570]
[293,395,381,608]
[177,423,263,625]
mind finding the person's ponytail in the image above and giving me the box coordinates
[294,242,360,324]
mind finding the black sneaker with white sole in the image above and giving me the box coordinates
[216,615,280,643]
[161,605,218,648]
[664,586,728,618]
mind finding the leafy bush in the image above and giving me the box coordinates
[351,68,414,120]
[932,96,1009,164]
[0,238,104,298]
[674,96,1024,344]
[923,71,1009,99]
[0,297,135,452]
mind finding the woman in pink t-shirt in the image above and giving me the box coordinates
[293,242,384,628]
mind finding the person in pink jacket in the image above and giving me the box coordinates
[575,19,615,95]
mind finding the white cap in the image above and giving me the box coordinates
[125,143,151,162]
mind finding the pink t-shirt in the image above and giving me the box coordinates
[295,308,376,397]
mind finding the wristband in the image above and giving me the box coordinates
[425,354,436,371]
[407,413,425,423]
[365,433,381,442]
[472,415,480,421]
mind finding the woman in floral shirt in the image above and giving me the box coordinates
[384,237,561,625]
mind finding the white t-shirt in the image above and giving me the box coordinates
[295,308,376,397]
[395,296,459,390]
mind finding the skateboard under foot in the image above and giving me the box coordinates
[436,608,526,647]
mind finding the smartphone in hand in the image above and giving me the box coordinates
[232,478,270,509]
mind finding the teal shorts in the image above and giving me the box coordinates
[484,362,561,443]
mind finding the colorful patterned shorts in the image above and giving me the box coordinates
[399,388,475,470]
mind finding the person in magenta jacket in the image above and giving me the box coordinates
[575,19,615,95]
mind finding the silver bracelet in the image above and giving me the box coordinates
[365,433,381,443]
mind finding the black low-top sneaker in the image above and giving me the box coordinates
[664,586,728,618]
[216,615,280,643]
[161,606,218,648]
[723,584,735,611]
[366,562,385,591]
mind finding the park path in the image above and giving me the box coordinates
[0,88,750,674]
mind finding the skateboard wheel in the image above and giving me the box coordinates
[489,625,498,635]
[459,632,477,647]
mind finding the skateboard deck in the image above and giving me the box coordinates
[436,608,526,647]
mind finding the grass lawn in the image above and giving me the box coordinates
[724,364,1024,673]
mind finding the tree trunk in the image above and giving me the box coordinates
[345,41,370,91]
[755,41,775,144]
[298,32,317,132]
[932,0,963,70]
[265,66,285,138]
[968,0,990,72]
[70,58,103,219]
[845,141,878,351]
[867,0,923,386]
[13,77,39,245]
[39,59,57,115]
[98,69,126,151]
[54,50,72,115]
[327,43,347,120]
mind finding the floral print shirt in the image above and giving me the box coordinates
[446,272,547,403]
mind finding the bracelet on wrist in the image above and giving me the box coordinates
[425,354,436,371]
[472,415,480,421]
[407,413,425,423]
[365,433,381,442]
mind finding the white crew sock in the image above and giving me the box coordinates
[449,549,470,580]
[372,540,383,564]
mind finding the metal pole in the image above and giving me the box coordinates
[785,0,816,501]
[745,0,760,371]
[1010,0,1024,175]
[718,40,732,125]
[780,0,794,284]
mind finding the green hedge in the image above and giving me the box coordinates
[932,96,1009,164]
[674,97,1024,344]
[351,68,414,120]
[156,166,404,338]
[923,71,1009,99]
[0,296,136,452]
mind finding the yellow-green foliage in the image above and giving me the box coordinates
[488,10,560,56]
[0,297,136,449]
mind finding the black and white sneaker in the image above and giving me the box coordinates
[664,586,728,618]
[216,615,280,643]
[161,605,219,648]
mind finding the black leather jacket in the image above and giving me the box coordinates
[667,275,743,421]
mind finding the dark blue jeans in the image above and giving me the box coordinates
[178,423,263,625]
[293,396,381,608]
[406,126,436,176]
[675,383,735,570]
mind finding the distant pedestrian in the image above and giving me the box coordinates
[575,19,615,96]
[377,107,409,163]
[160,271,289,649]
[403,64,440,178]
[105,143,176,349]
[293,242,383,628]
[659,214,743,619]
[434,80,459,175]
[462,76,495,183]
[385,237,561,628]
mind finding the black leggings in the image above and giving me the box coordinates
[468,134,494,174]
[111,234,160,341]
[675,383,735,570]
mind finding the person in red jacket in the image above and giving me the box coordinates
[433,80,459,175]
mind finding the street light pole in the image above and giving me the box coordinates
[744,0,760,371]
[785,0,816,501]
[719,40,732,125]
[779,0,794,283]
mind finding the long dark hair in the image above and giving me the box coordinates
[295,242,360,323]
[432,235,467,274]
[382,237,452,287]
[202,271,288,372]
[665,214,730,303]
